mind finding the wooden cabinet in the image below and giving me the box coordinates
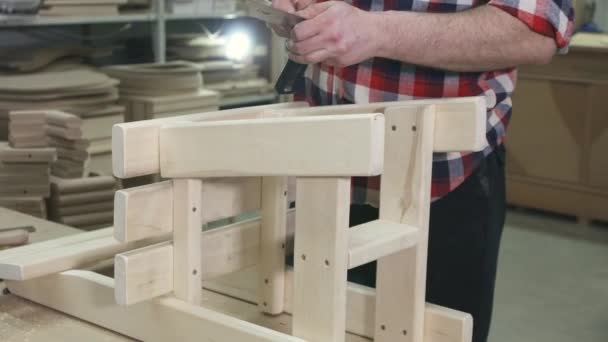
[506,34,608,222]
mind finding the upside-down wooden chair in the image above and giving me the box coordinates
[0,96,487,342]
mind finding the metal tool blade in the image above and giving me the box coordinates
[246,0,303,31]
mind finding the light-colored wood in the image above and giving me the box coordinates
[115,242,174,306]
[0,143,56,163]
[112,102,308,179]
[50,189,115,206]
[204,266,473,342]
[374,105,436,342]
[258,176,288,314]
[348,220,419,270]
[293,177,350,341]
[0,227,169,281]
[61,211,113,227]
[7,270,305,342]
[201,217,262,280]
[0,229,29,246]
[113,181,174,243]
[200,177,261,222]
[160,114,384,177]
[263,96,487,153]
[50,201,114,217]
[50,175,116,194]
[45,110,82,128]
[172,179,202,304]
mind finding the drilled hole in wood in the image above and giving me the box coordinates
[324,260,330,267]
[381,324,386,331]
[281,243,285,249]
[264,278,269,284]
[263,302,267,307]
[284,191,287,196]
[391,125,397,131]
[301,254,306,261]
[192,207,197,213]
[412,125,417,132]
[192,269,197,275]
[28,154,32,158]
[403,330,408,336]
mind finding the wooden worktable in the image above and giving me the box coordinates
[0,208,370,342]
[0,207,131,342]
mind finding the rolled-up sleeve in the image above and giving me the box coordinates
[488,0,574,52]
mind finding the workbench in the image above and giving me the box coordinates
[0,208,371,342]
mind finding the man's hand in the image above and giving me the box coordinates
[286,1,381,67]
[271,0,316,37]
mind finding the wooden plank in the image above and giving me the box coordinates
[201,217,261,280]
[374,105,436,342]
[348,220,419,270]
[112,102,308,179]
[0,143,56,163]
[160,114,385,177]
[204,266,473,342]
[115,242,174,306]
[172,179,202,304]
[258,176,288,314]
[293,177,350,341]
[51,189,115,206]
[201,177,261,222]
[263,96,487,153]
[0,230,169,280]
[7,270,305,342]
[113,181,174,243]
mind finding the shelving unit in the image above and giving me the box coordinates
[0,1,278,108]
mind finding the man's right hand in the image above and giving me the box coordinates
[271,0,315,37]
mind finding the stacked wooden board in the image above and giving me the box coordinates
[103,61,219,122]
[46,111,89,178]
[47,175,117,230]
[0,143,56,218]
[5,111,47,148]
[39,0,127,16]
[0,66,123,175]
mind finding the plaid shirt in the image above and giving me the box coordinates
[294,0,574,205]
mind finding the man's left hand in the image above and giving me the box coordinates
[287,1,382,67]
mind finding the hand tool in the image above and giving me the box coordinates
[247,0,308,94]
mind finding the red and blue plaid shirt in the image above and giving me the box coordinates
[294,0,574,205]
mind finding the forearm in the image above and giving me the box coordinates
[372,5,557,72]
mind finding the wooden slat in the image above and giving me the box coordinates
[263,96,487,153]
[348,220,419,269]
[113,181,174,243]
[204,266,473,342]
[258,176,288,314]
[115,242,173,306]
[159,114,385,177]
[112,102,308,179]
[7,270,305,342]
[374,105,436,342]
[0,230,169,281]
[293,177,350,341]
[172,179,202,304]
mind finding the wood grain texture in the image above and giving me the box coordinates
[258,176,288,314]
[172,179,202,304]
[206,266,472,342]
[112,102,308,179]
[263,96,487,153]
[115,242,173,306]
[160,114,385,177]
[348,220,419,270]
[113,181,174,243]
[374,106,436,342]
[7,270,305,342]
[293,177,350,341]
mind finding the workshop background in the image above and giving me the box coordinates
[0,0,606,341]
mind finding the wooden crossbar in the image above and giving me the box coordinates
[159,114,385,178]
[112,102,309,179]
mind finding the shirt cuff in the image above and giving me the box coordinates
[488,0,574,53]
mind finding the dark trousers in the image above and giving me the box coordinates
[348,145,506,342]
